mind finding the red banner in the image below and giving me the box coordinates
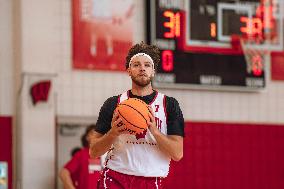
[271,52,284,81]
[0,117,12,189]
[72,0,135,71]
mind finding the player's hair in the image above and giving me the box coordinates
[81,124,96,148]
[70,147,81,157]
[125,41,160,70]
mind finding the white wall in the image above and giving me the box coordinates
[15,0,58,188]
[0,0,14,116]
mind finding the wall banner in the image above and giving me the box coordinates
[72,0,135,71]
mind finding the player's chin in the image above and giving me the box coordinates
[132,77,151,87]
[139,81,151,87]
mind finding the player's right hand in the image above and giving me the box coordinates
[109,112,127,137]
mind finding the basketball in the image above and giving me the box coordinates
[115,98,151,135]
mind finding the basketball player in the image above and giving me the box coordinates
[90,42,184,188]
[60,125,102,189]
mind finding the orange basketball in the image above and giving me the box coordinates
[115,98,151,135]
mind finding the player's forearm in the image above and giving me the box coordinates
[89,132,117,158]
[152,132,183,161]
[59,168,76,189]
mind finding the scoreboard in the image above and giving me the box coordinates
[146,0,283,91]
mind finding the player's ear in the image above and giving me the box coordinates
[151,68,155,77]
[127,67,131,76]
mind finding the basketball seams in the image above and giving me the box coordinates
[118,103,149,124]
[132,98,146,104]
[116,97,151,135]
[123,98,151,116]
[131,95,156,117]
[120,97,150,113]
[117,109,145,130]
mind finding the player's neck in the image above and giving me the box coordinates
[131,83,153,97]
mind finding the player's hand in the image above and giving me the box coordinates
[147,106,160,135]
[109,111,127,137]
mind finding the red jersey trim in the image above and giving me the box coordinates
[163,95,168,125]
[149,90,158,105]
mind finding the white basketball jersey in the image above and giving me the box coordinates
[105,91,171,177]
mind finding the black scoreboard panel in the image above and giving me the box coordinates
[189,0,260,42]
[146,0,266,91]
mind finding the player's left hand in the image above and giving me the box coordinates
[147,106,160,135]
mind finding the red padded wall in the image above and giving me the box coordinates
[0,117,12,189]
[164,122,284,189]
[271,52,284,81]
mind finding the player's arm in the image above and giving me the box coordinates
[148,108,183,161]
[59,152,81,189]
[59,168,76,189]
[89,97,127,158]
[148,97,184,161]
[89,112,126,158]
[152,133,183,162]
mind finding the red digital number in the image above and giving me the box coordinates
[240,1,276,40]
[240,17,263,38]
[163,11,181,38]
[251,54,263,76]
[210,22,216,38]
[162,50,174,72]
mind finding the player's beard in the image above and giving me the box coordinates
[131,75,153,87]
